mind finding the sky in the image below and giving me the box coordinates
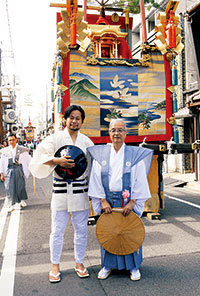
[0,0,107,131]
[0,0,59,127]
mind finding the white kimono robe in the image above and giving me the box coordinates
[88,144,151,217]
[29,128,94,212]
[0,144,31,205]
[0,144,31,178]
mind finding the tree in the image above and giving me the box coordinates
[89,0,110,17]
[87,0,160,15]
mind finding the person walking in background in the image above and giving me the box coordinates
[29,105,94,283]
[0,139,8,149]
[88,119,153,281]
[2,140,8,147]
[0,134,31,212]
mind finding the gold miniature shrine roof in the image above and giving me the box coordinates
[88,24,127,40]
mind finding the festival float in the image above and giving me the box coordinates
[24,117,35,143]
[49,0,196,218]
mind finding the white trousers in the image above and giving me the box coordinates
[49,209,89,265]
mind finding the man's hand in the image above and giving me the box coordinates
[122,199,136,216]
[53,156,75,168]
[0,173,5,182]
[101,199,112,214]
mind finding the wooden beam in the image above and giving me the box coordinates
[86,5,124,12]
[2,101,13,105]
[50,3,124,12]
[50,3,67,8]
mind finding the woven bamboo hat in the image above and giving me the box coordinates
[96,209,145,255]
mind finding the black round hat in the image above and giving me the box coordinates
[54,145,87,180]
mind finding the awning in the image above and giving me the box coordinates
[188,2,200,14]
[188,90,200,102]
[174,107,192,119]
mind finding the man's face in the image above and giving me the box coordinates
[109,121,127,146]
[8,136,17,148]
[66,110,83,132]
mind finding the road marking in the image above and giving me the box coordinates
[165,194,200,209]
[0,206,8,241]
[0,209,20,296]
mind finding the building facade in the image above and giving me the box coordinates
[131,0,200,179]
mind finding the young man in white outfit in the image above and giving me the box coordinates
[29,105,93,283]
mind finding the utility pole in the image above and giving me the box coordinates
[46,85,48,133]
[0,93,3,143]
[0,47,1,87]
[0,48,12,143]
[0,47,3,144]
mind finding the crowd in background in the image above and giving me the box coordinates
[0,137,41,156]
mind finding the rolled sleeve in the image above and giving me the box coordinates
[29,135,56,178]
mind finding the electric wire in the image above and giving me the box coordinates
[5,0,14,59]
[2,0,18,87]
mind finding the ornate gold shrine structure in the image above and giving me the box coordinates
[88,23,128,59]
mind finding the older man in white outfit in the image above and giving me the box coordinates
[29,105,93,283]
[88,119,153,281]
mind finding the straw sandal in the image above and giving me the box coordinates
[74,267,89,278]
[49,271,61,283]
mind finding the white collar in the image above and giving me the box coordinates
[64,128,80,138]
[110,143,125,155]
[9,144,17,151]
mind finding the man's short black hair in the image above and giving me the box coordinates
[64,105,85,123]
[7,133,17,139]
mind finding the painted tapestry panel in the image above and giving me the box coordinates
[138,52,166,135]
[69,51,166,141]
[100,65,138,136]
[69,51,100,137]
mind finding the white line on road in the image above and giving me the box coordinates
[0,209,20,296]
[165,194,200,209]
[0,206,8,241]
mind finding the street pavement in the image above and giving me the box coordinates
[0,173,200,296]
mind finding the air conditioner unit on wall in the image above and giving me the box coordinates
[3,109,16,123]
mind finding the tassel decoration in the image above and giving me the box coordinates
[57,92,63,113]
[51,79,54,102]
[173,125,179,143]
[56,55,63,85]
[171,59,178,86]
[173,92,178,113]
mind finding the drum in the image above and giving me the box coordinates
[54,145,87,180]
